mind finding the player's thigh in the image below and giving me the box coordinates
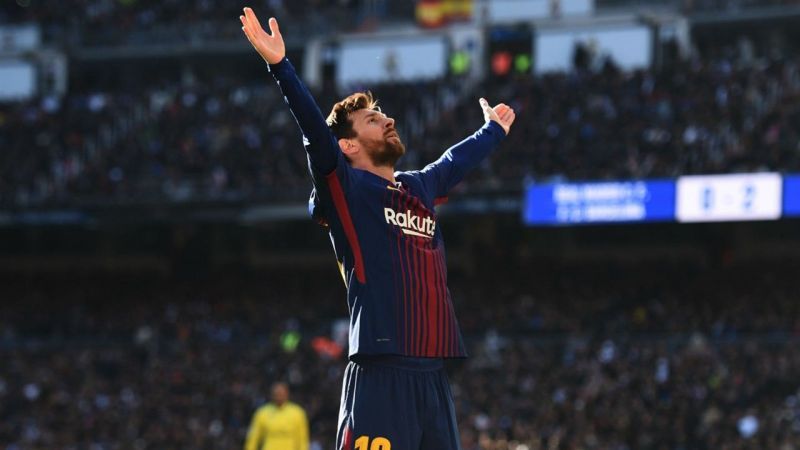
[337,363,422,450]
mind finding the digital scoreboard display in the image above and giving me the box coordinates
[783,175,800,217]
[523,180,675,225]
[523,173,792,226]
[675,173,782,223]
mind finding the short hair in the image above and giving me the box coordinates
[326,91,380,140]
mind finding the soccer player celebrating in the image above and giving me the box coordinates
[240,8,515,450]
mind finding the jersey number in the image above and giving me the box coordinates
[354,436,391,450]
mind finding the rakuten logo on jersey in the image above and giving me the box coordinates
[384,208,436,239]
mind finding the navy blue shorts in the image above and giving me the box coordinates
[336,355,461,450]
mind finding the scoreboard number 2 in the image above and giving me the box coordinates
[354,436,391,450]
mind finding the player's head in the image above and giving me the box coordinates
[271,382,289,406]
[326,91,405,169]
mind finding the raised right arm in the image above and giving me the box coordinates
[268,58,339,174]
[240,7,339,174]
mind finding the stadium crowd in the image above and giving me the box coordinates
[0,70,458,205]
[2,261,800,449]
[1,0,408,45]
[3,0,799,44]
[4,48,800,206]
[4,2,800,450]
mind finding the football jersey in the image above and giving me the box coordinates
[269,58,506,358]
[244,401,308,450]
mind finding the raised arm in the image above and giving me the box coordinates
[240,7,339,175]
[415,98,516,197]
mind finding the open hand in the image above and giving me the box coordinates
[480,98,515,135]
[240,7,285,65]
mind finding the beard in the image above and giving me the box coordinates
[365,134,406,168]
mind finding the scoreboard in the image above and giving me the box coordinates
[675,173,782,223]
[524,173,799,226]
[784,175,800,217]
[523,180,675,225]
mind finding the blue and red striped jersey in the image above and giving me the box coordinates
[270,58,506,358]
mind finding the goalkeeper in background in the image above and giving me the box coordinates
[244,382,309,450]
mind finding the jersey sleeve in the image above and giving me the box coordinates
[268,57,340,176]
[411,120,506,198]
[308,151,357,227]
[268,57,356,224]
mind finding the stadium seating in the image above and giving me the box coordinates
[2,261,798,449]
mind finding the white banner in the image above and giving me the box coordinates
[487,0,594,23]
[535,24,652,73]
[676,173,782,223]
[337,37,446,87]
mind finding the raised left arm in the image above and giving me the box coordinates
[413,99,515,197]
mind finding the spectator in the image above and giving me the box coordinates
[245,382,309,450]
[2,261,800,449]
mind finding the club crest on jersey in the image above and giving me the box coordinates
[384,208,436,239]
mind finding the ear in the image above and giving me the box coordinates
[338,138,359,157]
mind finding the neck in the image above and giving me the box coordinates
[353,162,396,184]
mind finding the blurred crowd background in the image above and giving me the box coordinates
[6,52,800,206]
[3,256,800,449]
[3,0,800,207]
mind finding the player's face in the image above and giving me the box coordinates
[271,383,289,406]
[349,109,405,167]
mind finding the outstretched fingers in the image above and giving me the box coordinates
[268,17,281,38]
[243,7,263,32]
[239,6,285,64]
[240,15,256,44]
